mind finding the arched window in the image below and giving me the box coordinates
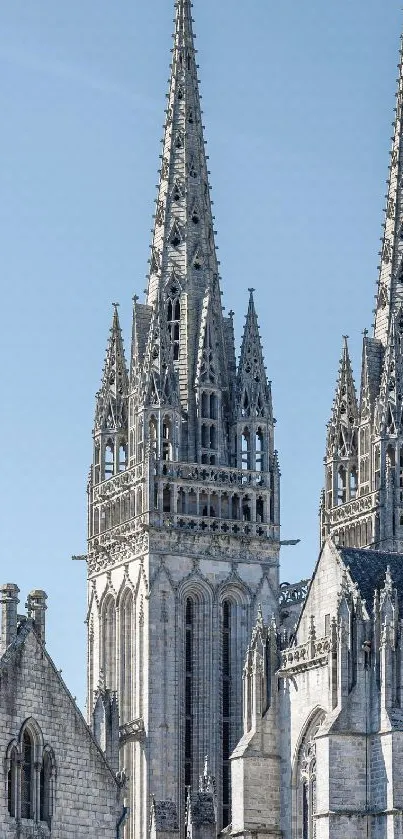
[256,496,264,523]
[138,417,144,461]
[120,591,133,723]
[102,595,116,691]
[337,467,346,505]
[349,467,357,500]
[21,729,34,819]
[119,442,127,472]
[105,441,114,479]
[185,598,194,791]
[256,429,264,471]
[222,600,232,828]
[163,486,172,513]
[167,294,180,361]
[296,714,324,839]
[149,417,158,458]
[162,418,173,461]
[241,429,250,471]
[40,749,54,826]
[7,746,18,817]
[94,442,100,484]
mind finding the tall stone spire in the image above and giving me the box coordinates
[146,0,219,310]
[374,30,403,346]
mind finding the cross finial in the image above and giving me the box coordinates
[362,328,368,337]
[132,294,139,304]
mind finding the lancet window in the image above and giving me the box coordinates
[120,590,134,723]
[167,289,181,361]
[222,600,231,828]
[256,428,264,471]
[241,429,251,471]
[105,440,114,479]
[102,595,116,691]
[337,467,346,505]
[184,598,194,791]
[295,714,324,839]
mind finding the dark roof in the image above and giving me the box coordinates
[339,547,403,608]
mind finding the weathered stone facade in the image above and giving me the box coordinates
[0,584,122,838]
[87,2,279,837]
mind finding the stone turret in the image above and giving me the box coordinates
[26,589,48,644]
[0,583,20,654]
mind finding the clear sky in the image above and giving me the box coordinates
[0,0,401,710]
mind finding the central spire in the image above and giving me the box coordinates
[146,0,219,309]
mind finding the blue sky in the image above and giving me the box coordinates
[0,0,401,709]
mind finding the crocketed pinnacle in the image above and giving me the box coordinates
[374,30,403,346]
[146,0,220,308]
[236,290,272,420]
[94,305,129,431]
[326,336,358,457]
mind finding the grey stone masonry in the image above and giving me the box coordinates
[0,584,122,838]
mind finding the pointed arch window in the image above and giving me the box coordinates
[170,221,182,248]
[162,416,173,461]
[21,730,34,819]
[105,440,114,479]
[193,248,203,270]
[185,598,194,791]
[242,429,251,471]
[222,600,232,828]
[188,159,198,179]
[191,205,200,224]
[7,724,55,827]
[172,181,182,202]
[40,749,54,826]
[149,416,158,458]
[7,746,18,817]
[349,467,357,500]
[337,467,346,505]
[120,590,134,723]
[175,130,184,149]
[167,293,180,361]
[102,595,116,692]
[241,392,249,418]
[256,428,264,471]
[119,441,127,472]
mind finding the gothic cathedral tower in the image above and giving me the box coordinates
[321,28,403,552]
[86,3,280,838]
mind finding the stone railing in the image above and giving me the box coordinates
[279,635,331,674]
[92,462,145,503]
[149,512,278,541]
[154,459,270,489]
[327,491,379,524]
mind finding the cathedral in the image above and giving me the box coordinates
[2,1,403,837]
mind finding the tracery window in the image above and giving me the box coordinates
[7,722,55,827]
[300,744,316,839]
[295,713,324,839]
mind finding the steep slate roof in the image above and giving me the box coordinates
[340,546,403,609]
